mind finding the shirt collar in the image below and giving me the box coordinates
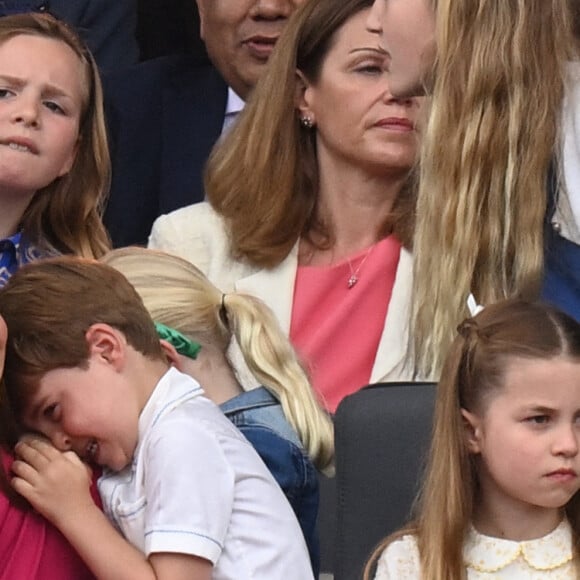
[136,367,204,455]
[225,87,245,116]
[464,518,573,572]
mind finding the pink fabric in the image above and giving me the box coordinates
[0,449,97,579]
[290,236,401,412]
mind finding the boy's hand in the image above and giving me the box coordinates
[11,436,95,526]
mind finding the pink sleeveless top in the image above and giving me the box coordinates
[290,236,401,412]
[0,449,97,579]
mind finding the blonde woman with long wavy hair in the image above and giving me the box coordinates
[367,0,580,377]
[366,300,580,579]
[102,246,334,573]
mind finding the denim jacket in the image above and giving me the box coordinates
[220,387,320,576]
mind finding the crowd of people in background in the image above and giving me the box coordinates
[0,0,578,578]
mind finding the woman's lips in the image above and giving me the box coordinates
[374,117,415,131]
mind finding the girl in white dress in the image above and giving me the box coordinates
[367,299,580,579]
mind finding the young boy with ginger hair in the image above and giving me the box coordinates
[0,256,313,580]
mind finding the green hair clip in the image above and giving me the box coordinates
[154,322,202,360]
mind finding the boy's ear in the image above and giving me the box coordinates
[85,323,125,369]
[461,409,483,454]
[295,70,315,125]
[159,340,185,371]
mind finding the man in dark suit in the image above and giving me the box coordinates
[103,0,303,247]
[0,0,139,71]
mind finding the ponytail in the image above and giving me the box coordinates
[101,247,335,472]
[222,292,334,472]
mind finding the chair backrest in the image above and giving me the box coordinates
[333,382,437,580]
[317,470,337,577]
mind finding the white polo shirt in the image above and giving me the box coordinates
[98,367,313,579]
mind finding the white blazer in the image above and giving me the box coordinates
[149,202,416,384]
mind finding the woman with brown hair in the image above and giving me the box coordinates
[150,0,425,412]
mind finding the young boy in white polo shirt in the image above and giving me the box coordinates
[2,257,314,580]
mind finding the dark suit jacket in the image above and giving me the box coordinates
[136,0,207,62]
[0,0,139,71]
[102,55,228,247]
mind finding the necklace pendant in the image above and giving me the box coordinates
[347,275,358,289]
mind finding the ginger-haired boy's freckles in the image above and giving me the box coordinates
[21,323,167,472]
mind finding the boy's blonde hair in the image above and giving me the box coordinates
[365,300,580,579]
[0,12,111,258]
[102,247,334,472]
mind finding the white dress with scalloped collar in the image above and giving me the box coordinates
[374,519,574,579]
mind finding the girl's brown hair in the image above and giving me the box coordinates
[2,12,111,258]
[365,300,580,579]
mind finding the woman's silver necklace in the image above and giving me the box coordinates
[346,246,374,289]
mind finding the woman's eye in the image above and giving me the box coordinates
[0,88,14,98]
[356,64,383,75]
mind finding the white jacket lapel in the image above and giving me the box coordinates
[234,244,299,334]
[370,247,413,382]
